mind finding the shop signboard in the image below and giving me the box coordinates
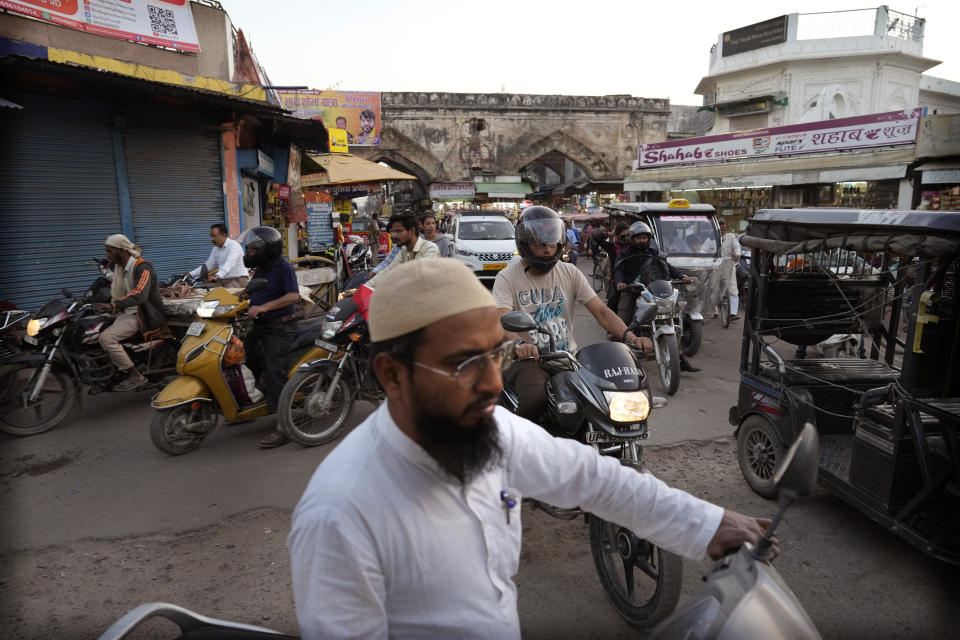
[325,183,380,199]
[923,170,960,185]
[638,108,923,169]
[1,0,201,52]
[722,15,787,57]
[275,90,381,146]
[306,192,335,251]
[329,129,349,153]
[430,182,476,199]
[917,113,960,157]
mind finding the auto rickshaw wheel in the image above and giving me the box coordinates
[737,415,784,499]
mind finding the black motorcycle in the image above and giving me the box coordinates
[0,308,31,365]
[499,306,684,629]
[0,284,181,437]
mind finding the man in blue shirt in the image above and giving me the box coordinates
[240,226,300,448]
[564,218,580,266]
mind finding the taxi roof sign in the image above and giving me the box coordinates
[667,198,691,208]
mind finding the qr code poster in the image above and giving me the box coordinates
[4,0,201,53]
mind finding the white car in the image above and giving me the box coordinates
[449,213,520,282]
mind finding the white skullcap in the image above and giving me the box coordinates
[369,259,496,342]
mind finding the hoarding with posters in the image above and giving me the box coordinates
[638,108,923,169]
[0,0,201,52]
[275,90,381,146]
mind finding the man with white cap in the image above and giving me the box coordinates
[288,258,774,639]
[99,234,166,390]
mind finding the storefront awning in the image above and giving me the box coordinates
[302,153,417,186]
[475,181,533,198]
[624,147,916,191]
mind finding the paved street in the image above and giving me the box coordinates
[1,263,957,638]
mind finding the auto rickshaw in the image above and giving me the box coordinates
[732,208,960,563]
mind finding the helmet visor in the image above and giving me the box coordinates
[518,217,564,246]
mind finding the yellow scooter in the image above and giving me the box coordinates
[149,281,330,455]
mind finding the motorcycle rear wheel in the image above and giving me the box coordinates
[0,363,75,436]
[278,370,354,447]
[150,403,215,456]
[589,515,683,628]
[680,318,703,356]
[657,334,680,395]
[720,295,731,328]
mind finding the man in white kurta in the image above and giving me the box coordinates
[288,259,771,639]
[717,218,742,318]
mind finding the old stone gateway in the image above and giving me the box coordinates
[351,92,670,202]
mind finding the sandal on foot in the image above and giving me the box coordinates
[115,377,148,391]
[259,430,290,448]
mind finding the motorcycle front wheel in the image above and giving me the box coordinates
[680,318,703,356]
[0,363,75,436]
[589,516,683,628]
[278,369,354,447]
[656,334,680,395]
[149,402,216,456]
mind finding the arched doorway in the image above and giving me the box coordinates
[367,152,431,208]
[520,150,591,206]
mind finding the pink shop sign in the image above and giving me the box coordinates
[638,108,923,168]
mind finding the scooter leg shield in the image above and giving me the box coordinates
[151,376,211,409]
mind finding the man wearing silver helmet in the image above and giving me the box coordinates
[492,206,653,422]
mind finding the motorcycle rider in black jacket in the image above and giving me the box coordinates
[614,222,700,373]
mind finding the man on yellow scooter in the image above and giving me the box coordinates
[238,226,300,448]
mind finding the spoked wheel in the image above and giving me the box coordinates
[150,402,217,456]
[736,415,784,498]
[278,370,354,447]
[589,516,683,628]
[591,257,607,293]
[720,295,731,328]
[0,363,75,436]
[656,334,680,395]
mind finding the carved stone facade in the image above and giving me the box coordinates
[351,92,670,187]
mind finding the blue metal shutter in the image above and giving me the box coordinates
[0,93,122,311]
[122,122,225,281]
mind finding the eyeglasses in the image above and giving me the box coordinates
[414,340,515,388]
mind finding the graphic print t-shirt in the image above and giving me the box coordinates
[492,261,597,354]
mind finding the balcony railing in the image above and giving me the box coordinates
[796,7,924,43]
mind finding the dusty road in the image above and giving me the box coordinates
[1,264,956,638]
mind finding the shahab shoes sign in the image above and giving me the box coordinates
[638,109,923,169]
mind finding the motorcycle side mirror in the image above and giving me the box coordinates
[633,303,657,325]
[62,288,73,298]
[652,396,668,409]
[500,311,537,333]
[774,423,819,499]
[244,278,268,294]
[199,264,209,279]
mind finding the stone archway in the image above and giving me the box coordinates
[510,130,608,179]
[354,127,441,183]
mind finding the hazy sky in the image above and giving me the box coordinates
[222,0,958,105]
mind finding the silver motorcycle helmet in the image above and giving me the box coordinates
[629,221,653,251]
[515,206,565,274]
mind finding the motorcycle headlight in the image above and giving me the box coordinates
[26,318,46,337]
[322,320,343,339]
[456,246,476,256]
[603,391,650,422]
[655,298,675,313]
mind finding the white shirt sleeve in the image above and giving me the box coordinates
[502,414,724,560]
[289,508,388,639]
[190,245,219,278]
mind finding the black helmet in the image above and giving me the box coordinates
[515,206,564,274]
[629,221,653,250]
[239,226,283,269]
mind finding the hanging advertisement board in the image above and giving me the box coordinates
[0,0,201,52]
[275,90,381,146]
[430,182,476,199]
[638,108,923,169]
[305,191,334,251]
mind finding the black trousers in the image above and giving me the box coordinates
[505,359,550,422]
[244,320,296,412]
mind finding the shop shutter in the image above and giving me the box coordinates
[729,113,769,133]
[123,121,225,281]
[0,93,122,312]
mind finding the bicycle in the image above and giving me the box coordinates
[590,249,608,293]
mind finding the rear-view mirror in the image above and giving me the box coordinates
[774,423,819,498]
[501,311,537,333]
[245,278,268,295]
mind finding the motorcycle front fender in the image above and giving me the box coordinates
[686,312,704,322]
[152,375,212,409]
[653,324,676,339]
[296,357,342,377]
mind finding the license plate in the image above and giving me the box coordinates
[585,430,621,443]
[186,322,205,337]
[23,335,38,345]
[483,263,507,271]
[314,338,339,353]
